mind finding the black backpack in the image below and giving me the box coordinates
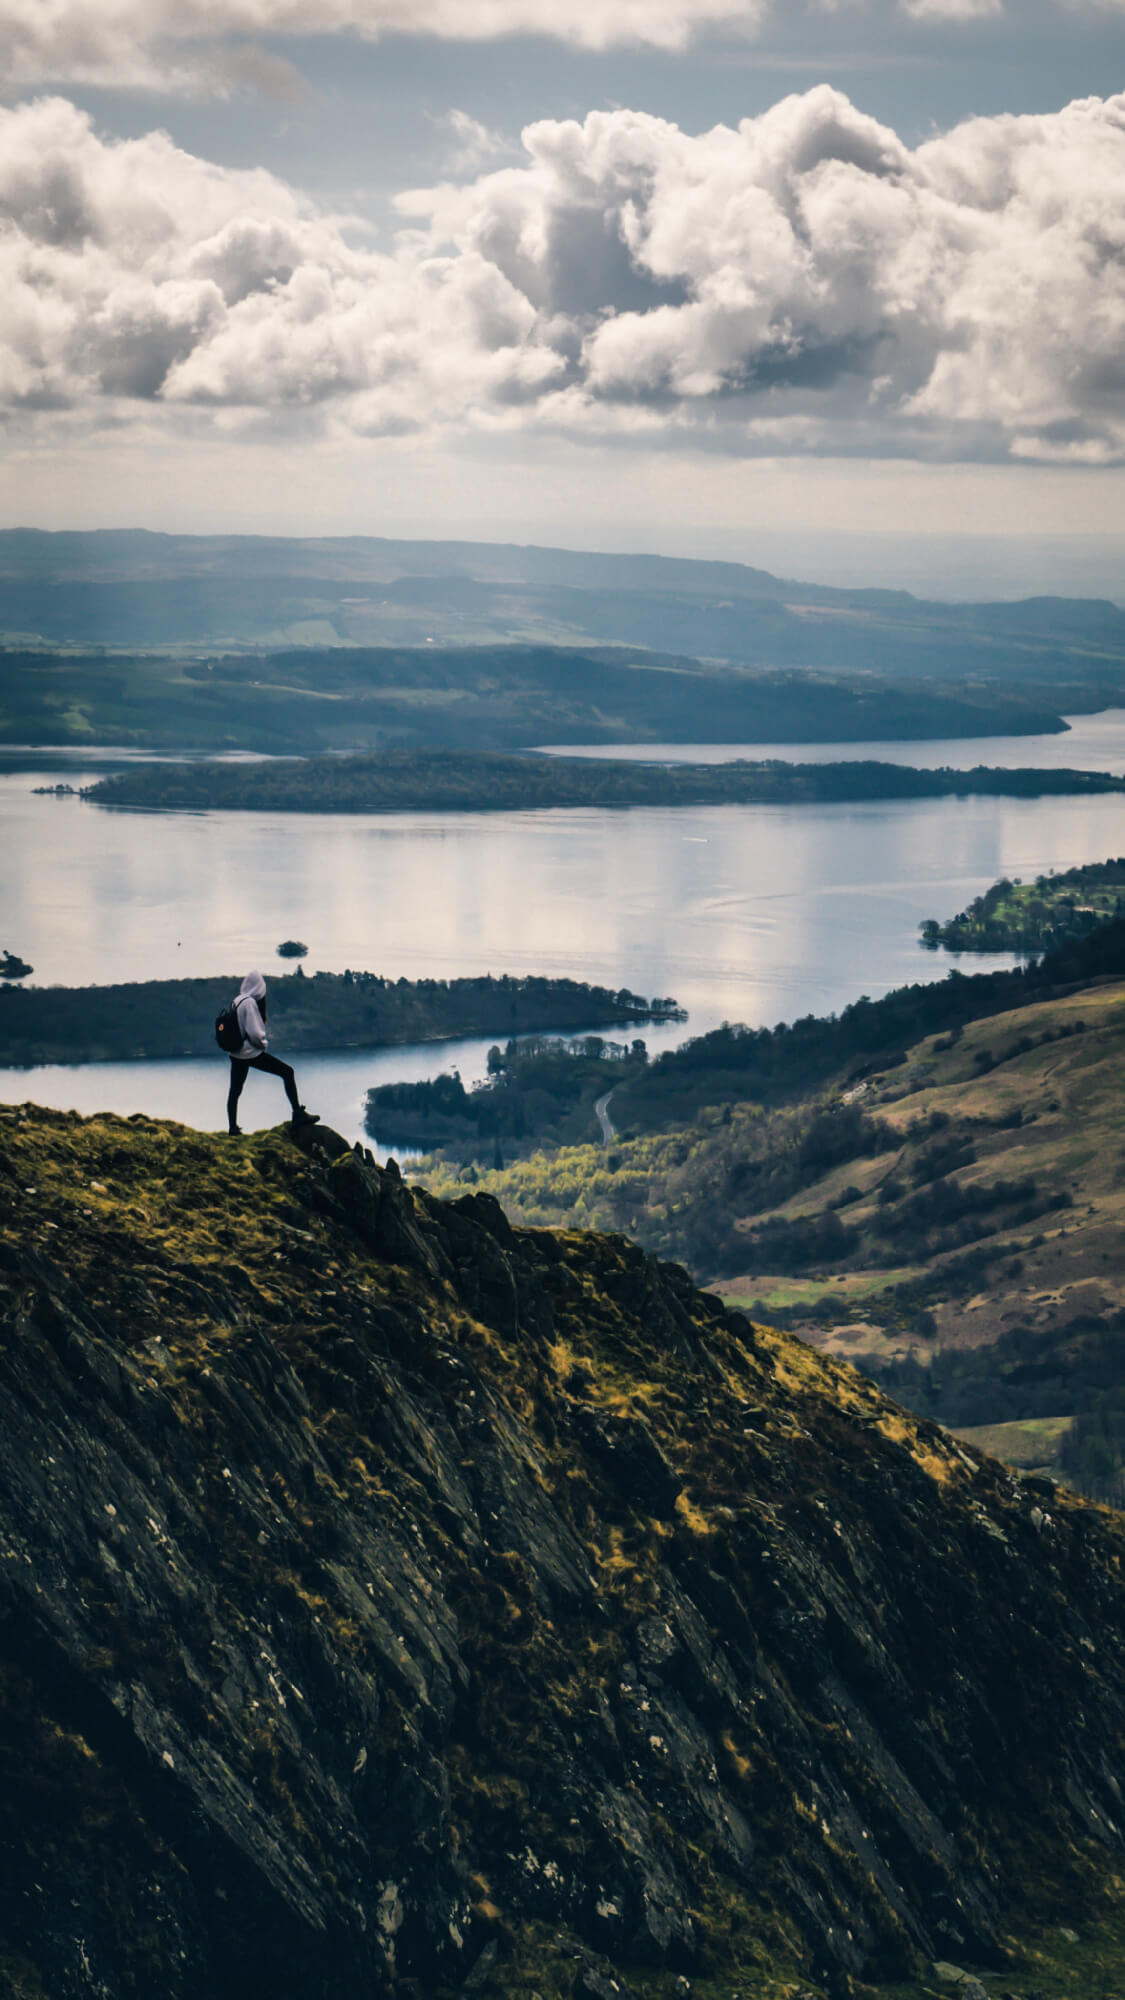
[215,999,242,1054]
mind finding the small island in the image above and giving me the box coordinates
[0,968,680,1068]
[83,749,1125,816]
[921,858,1125,955]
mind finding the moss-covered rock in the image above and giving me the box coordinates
[1,1105,1123,1998]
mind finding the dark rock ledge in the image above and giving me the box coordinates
[0,1104,1123,1999]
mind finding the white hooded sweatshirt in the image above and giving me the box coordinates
[233,971,268,1060]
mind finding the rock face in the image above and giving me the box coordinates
[1,1105,1124,1999]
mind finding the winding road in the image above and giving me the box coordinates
[594,1089,617,1146]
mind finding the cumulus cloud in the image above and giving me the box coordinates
[2,88,1124,463]
[0,97,560,426]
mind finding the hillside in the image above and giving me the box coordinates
[0,644,1071,755]
[2,531,1124,690]
[417,932,1125,1502]
[5,527,1125,756]
[3,1106,1125,1997]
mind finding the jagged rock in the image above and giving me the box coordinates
[1,1105,1124,1997]
[933,1963,990,2000]
[569,1403,681,1519]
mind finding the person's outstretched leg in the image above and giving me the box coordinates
[249,1051,316,1126]
[227,1059,249,1134]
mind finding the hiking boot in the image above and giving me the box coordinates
[291,1107,320,1130]
[227,1126,243,1137]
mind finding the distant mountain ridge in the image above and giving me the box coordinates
[2,528,1123,673]
[0,527,918,604]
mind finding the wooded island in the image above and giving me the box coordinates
[83,749,1125,815]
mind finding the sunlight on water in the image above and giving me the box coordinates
[2,723,1123,1142]
[539,709,1125,774]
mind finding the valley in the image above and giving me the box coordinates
[416,923,1125,1504]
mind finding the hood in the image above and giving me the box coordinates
[239,972,266,1000]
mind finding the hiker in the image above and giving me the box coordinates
[224,972,318,1136]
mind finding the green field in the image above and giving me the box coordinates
[951,1414,1074,1472]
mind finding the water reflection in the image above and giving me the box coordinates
[2,732,1124,1141]
[540,709,1125,774]
[0,1035,522,1154]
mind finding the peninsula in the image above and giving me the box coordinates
[0,970,676,1068]
[921,856,1125,954]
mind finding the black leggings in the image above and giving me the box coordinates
[228,1052,300,1130]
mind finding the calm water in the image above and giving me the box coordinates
[2,729,1123,1145]
[540,709,1125,773]
[3,1035,534,1163]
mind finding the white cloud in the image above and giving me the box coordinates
[2,88,1124,464]
[7,0,1116,95]
[899,0,1003,20]
[440,110,513,177]
[0,96,561,427]
[0,0,771,93]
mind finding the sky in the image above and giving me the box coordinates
[1,0,1124,593]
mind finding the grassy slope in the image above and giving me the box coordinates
[734,980,1125,1350]
[418,975,1125,1488]
[951,1416,1075,1476]
[0,643,1081,754]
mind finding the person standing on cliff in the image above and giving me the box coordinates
[226,971,319,1137]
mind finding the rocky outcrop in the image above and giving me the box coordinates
[0,1105,1123,1999]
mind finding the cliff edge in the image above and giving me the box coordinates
[1,1106,1123,1999]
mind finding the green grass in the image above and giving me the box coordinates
[925,859,1125,955]
[716,1267,924,1312]
[952,1414,1074,1470]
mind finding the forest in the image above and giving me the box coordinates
[366,1034,650,1160]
